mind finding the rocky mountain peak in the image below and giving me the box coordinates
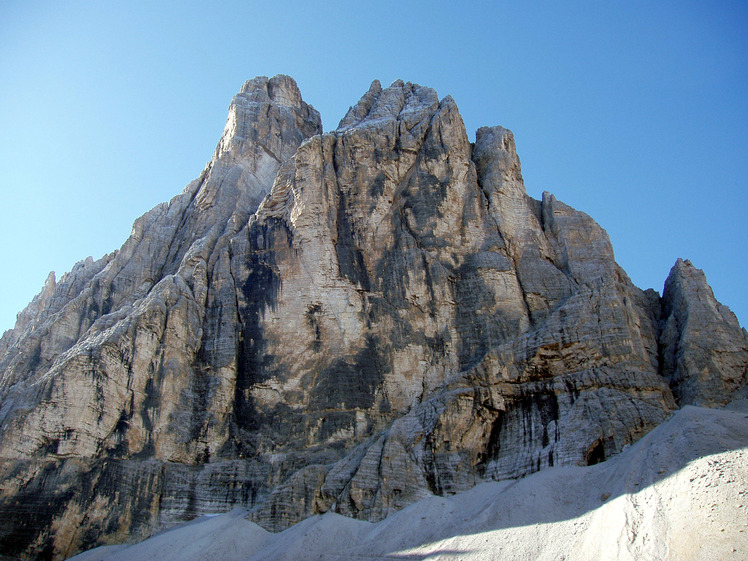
[0,76,745,561]
[660,258,748,406]
[337,79,439,131]
[213,74,321,170]
[239,74,304,107]
[474,125,523,189]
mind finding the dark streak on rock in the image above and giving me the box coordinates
[336,191,371,291]
[310,334,386,411]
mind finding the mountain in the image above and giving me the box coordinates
[0,75,746,560]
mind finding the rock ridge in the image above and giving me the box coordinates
[0,75,744,560]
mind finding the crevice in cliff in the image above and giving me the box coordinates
[584,438,606,466]
[335,191,372,292]
[512,263,538,329]
[651,294,669,393]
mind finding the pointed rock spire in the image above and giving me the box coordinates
[337,79,382,129]
[660,258,748,405]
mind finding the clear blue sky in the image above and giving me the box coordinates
[1,0,746,334]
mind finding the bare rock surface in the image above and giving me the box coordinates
[0,76,744,560]
[660,258,748,406]
[67,405,748,561]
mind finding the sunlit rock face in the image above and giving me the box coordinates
[0,75,744,560]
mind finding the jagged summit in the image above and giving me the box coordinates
[337,78,440,132]
[661,258,748,406]
[0,75,745,560]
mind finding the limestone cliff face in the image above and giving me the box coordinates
[0,76,744,560]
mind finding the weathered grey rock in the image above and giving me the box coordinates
[0,76,743,560]
[243,80,677,528]
[0,75,322,559]
[660,258,748,406]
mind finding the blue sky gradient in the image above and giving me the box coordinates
[1,0,746,333]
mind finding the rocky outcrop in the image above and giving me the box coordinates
[660,258,748,406]
[0,76,744,560]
